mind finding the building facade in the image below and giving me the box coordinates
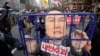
[0,0,25,10]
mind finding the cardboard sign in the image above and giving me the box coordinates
[66,15,81,25]
[41,42,70,56]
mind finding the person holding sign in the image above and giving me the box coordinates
[26,7,91,56]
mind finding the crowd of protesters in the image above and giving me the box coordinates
[0,1,100,56]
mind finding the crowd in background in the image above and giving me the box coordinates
[0,1,100,56]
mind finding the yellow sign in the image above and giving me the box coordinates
[41,0,49,7]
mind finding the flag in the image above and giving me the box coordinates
[51,0,58,4]
[41,0,49,8]
[66,15,81,25]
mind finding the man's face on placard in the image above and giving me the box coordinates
[45,10,67,38]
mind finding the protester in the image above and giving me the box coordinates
[0,2,23,50]
[89,21,100,56]
[0,31,13,56]
[25,7,91,56]
[0,40,13,56]
[22,16,31,35]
